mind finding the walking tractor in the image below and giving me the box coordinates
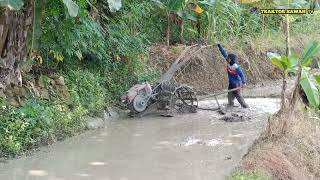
[121,80,198,117]
[121,45,241,117]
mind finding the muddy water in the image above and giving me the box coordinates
[0,98,280,180]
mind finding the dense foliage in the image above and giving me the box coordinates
[0,97,86,155]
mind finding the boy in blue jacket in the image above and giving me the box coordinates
[217,44,249,108]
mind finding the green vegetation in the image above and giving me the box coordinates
[65,69,107,114]
[268,41,320,107]
[0,0,319,157]
[0,97,86,155]
[230,170,272,180]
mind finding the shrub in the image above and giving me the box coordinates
[230,170,271,180]
[0,97,86,156]
[64,69,107,113]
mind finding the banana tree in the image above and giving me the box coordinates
[0,0,33,89]
[267,51,298,108]
[152,0,199,46]
[295,41,320,107]
[152,0,179,46]
[190,1,212,40]
[268,41,320,108]
[0,0,80,90]
[176,2,198,43]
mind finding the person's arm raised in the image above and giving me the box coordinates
[217,44,228,59]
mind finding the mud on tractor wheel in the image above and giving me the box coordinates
[122,81,198,117]
[174,86,198,113]
[121,45,211,117]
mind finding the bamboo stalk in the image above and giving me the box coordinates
[166,12,170,47]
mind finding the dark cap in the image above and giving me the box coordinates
[227,53,237,65]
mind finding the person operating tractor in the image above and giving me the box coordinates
[217,44,249,108]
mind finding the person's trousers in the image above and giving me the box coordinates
[228,83,249,108]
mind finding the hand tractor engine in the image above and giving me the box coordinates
[121,81,198,117]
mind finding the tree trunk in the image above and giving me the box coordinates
[180,21,184,44]
[262,14,265,33]
[285,14,290,56]
[262,0,266,33]
[197,18,201,39]
[0,1,34,90]
[279,14,290,109]
[281,73,287,109]
[290,66,302,107]
[166,13,170,47]
[89,0,109,32]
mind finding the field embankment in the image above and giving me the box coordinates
[149,31,320,95]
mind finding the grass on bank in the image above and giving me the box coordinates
[229,170,272,180]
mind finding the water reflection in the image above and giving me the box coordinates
[28,170,48,176]
[89,162,107,166]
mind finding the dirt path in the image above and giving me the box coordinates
[0,97,280,180]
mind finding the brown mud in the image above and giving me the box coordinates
[0,75,286,180]
[0,96,280,180]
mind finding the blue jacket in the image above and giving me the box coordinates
[217,44,246,85]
